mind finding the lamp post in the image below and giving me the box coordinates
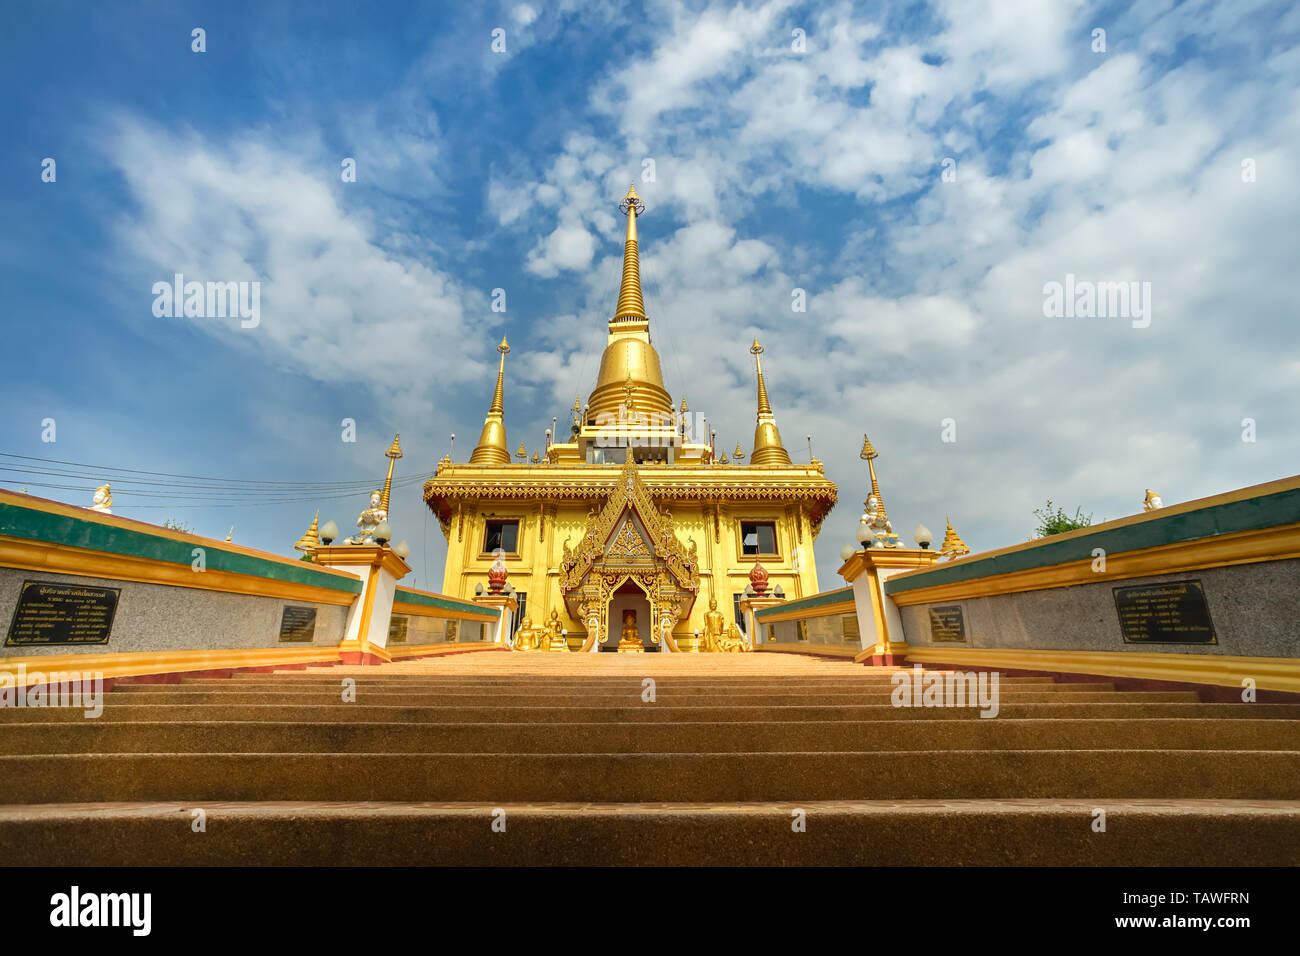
[914,525,933,549]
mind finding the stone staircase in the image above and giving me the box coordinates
[2,649,1298,865]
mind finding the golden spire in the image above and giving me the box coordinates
[748,339,791,466]
[613,184,646,323]
[380,433,403,511]
[469,337,511,465]
[588,183,673,422]
[294,511,320,553]
[939,516,970,559]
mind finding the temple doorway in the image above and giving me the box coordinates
[601,580,658,652]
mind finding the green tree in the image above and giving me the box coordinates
[1033,500,1092,537]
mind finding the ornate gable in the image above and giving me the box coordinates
[559,458,699,593]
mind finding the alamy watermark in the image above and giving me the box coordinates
[1042,274,1151,329]
[0,664,103,718]
[890,664,999,718]
[152,273,260,328]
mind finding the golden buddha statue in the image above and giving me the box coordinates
[718,622,749,653]
[513,616,540,652]
[617,609,644,653]
[702,596,727,652]
[541,609,568,652]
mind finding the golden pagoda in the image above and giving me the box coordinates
[423,183,838,650]
[938,516,970,559]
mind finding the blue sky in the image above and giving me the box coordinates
[2,0,1297,591]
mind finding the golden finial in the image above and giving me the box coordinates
[469,337,512,465]
[572,394,581,412]
[860,433,888,522]
[515,441,527,462]
[719,452,730,464]
[531,451,541,464]
[733,442,745,460]
[380,433,403,511]
[613,183,647,322]
[749,339,791,466]
[860,434,878,460]
[225,526,234,542]
[294,511,320,553]
[939,516,970,559]
[679,396,689,413]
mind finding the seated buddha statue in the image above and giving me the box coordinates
[617,609,644,652]
[542,609,568,652]
[718,622,749,653]
[513,617,539,652]
[349,490,387,544]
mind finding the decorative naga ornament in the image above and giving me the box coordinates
[938,516,970,560]
[90,483,112,514]
[749,559,770,596]
[1143,489,1163,512]
[718,622,750,653]
[487,549,508,593]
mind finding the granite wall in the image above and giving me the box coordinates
[0,567,349,657]
[897,559,1300,658]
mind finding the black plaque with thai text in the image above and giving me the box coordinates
[278,606,317,643]
[929,605,967,643]
[6,580,120,647]
[1114,580,1216,644]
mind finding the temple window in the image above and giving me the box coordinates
[740,521,778,557]
[483,519,519,555]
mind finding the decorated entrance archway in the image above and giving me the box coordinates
[558,459,699,652]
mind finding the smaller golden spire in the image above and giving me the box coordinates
[939,516,970,559]
[469,337,512,465]
[733,442,745,460]
[572,394,582,412]
[225,526,234,542]
[294,511,320,553]
[531,451,541,464]
[613,183,647,323]
[679,396,689,413]
[749,339,791,466]
[860,435,878,460]
[515,441,527,461]
[380,433,403,511]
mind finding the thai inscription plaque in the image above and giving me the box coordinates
[1114,580,1216,644]
[6,580,120,647]
[278,606,317,643]
[928,605,968,643]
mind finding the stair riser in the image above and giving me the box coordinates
[2,752,1296,803]
[3,807,1295,866]
[1,719,1295,755]
[3,703,1295,723]
[88,691,1194,706]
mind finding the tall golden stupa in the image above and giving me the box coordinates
[423,184,838,650]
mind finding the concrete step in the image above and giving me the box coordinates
[92,690,1191,706]
[2,750,1296,803]
[4,702,1294,724]
[2,718,1295,755]
[3,799,1296,866]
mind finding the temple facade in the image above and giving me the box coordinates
[423,184,838,650]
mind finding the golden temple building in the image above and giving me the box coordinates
[423,184,838,650]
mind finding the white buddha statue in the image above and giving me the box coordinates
[863,495,897,547]
[90,484,112,514]
[1143,489,1163,512]
[349,490,387,544]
